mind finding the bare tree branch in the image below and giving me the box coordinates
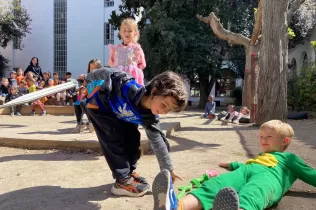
[197,12,250,48]
[250,0,263,45]
[287,0,306,21]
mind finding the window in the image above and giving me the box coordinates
[13,37,21,49]
[54,0,67,78]
[104,0,114,7]
[104,23,114,45]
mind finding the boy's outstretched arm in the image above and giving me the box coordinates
[220,161,244,170]
[288,153,316,187]
[144,124,182,182]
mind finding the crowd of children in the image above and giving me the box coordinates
[0,62,79,116]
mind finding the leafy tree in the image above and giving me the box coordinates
[289,0,316,48]
[109,0,255,108]
[0,0,31,76]
[199,0,309,125]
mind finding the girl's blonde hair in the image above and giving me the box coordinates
[240,106,250,114]
[119,18,140,43]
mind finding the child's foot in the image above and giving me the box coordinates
[131,172,148,184]
[213,187,239,210]
[31,111,35,116]
[220,117,226,121]
[111,176,149,197]
[232,120,239,124]
[41,110,46,116]
[72,124,85,133]
[153,169,178,210]
[89,123,95,133]
[16,112,22,116]
[10,112,14,117]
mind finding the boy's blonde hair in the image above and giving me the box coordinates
[260,120,294,150]
[2,77,8,82]
[120,18,140,43]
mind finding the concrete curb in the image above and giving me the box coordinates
[0,122,181,155]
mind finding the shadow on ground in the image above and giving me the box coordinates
[0,184,109,210]
[18,128,78,135]
[0,124,27,128]
[0,152,99,162]
[169,135,221,153]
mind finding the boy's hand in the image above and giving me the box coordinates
[219,162,230,169]
[170,170,183,183]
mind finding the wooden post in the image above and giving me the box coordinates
[243,68,248,106]
[250,52,258,123]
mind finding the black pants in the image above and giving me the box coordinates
[74,105,82,125]
[83,107,141,180]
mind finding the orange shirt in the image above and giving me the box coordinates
[16,75,24,85]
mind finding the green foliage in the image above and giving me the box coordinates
[288,63,316,111]
[231,87,243,106]
[109,0,256,108]
[311,41,316,50]
[0,54,8,77]
[0,0,32,48]
[287,27,296,39]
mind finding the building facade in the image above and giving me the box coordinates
[1,0,120,77]
[288,26,316,77]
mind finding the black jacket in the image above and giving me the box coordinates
[24,65,43,80]
[5,92,19,103]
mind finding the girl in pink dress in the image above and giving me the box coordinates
[108,18,146,85]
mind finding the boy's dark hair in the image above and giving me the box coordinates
[53,72,59,76]
[66,72,72,75]
[43,72,49,75]
[146,71,188,112]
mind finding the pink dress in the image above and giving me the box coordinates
[108,43,146,85]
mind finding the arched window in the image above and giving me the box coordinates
[288,58,297,80]
[302,52,308,67]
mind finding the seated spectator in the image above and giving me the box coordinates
[232,106,250,124]
[16,68,24,85]
[219,104,238,122]
[18,80,28,96]
[203,95,216,119]
[46,79,57,105]
[65,72,78,105]
[0,77,10,97]
[25,73,46,116]
[8,71,17,87]
[5,86,22,116]
[42,72,50,87]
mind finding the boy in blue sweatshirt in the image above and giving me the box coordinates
[79,68,188,197]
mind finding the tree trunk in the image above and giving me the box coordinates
[198,73,212,109]
[256,0,289,125]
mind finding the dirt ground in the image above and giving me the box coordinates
[0,111,315,210]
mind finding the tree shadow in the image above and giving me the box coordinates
[0,152,99,162]
[168,135,221,153]
[180,126,256,132]
[0,124,27,128]
[18,128,80,135]
[0,184,132,210]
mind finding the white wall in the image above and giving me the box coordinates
[1,0,54,75]
[289,27,316,72]
[67,0,104,77]
[103,0,121,67]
